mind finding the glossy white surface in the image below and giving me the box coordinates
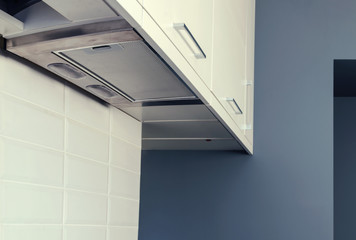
[0,137,64,186]
[65,155,108,193]
[43,0,117,22]
[108,197,140,226]
[0,54,142,240]
[142,0,213,87]
[111,108,142,147]
[65,190,108,225]
[212,0,248,129]
[108,227,139,240]
[66,120,109,163]
[0,182,63,224]
[0,93,65,150]
[2,225,62,240]
[110,136,141,173]
[65,87,110,133]
[64,226,106,240]
[0,57,65,114]
[110,167,140,200]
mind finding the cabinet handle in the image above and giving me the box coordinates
[224,97,243,115]
[173,23,206,59]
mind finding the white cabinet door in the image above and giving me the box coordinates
[244,0,255,143]
[142,0,213,88]
[212,0,254,132]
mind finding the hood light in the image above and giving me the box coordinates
[86,85,118,98]
[48,63,86,80]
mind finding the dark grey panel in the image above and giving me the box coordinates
[142,121,233,139]
[334,60,356,97]
[143,139,243,150]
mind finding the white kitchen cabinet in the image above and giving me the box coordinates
[141,0,214,88]
[108,0,255,153]
[245,0,255,143]
[211,0,254,134]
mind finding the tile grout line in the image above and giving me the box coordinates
[1,223,139,228]
[106,107,113,240]
[0,90,129,139]
[0,134,65,154]
[0,180,139,202]
[0,135,140,174]
[0,90,65,117]
[62,84,67,240]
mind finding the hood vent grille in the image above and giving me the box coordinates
[54,40,196,103]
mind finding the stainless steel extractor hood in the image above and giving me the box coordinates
[6,19,196,106]
[3,16,244,151]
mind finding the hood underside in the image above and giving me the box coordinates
[4,12,244,151]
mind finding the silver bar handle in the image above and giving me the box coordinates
[173,23,206,59]
[224,97,243,115]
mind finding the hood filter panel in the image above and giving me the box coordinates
[56,40,196,102]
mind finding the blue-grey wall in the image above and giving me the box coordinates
[138,0,356,239]
[334,97,356,240]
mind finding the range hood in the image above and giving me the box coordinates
[6,19,196,106]
[2,5,244,151]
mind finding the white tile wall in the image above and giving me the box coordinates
[111,136,141,172]
[0,182,63,224]
[0,56,65,114]
[110,167,140,200]
[65,155,108,193]
[0,137,64,187]
[0,54,142,240]
[0,93,65,150]
[65,190,108,225]
[65,87,109,132]
[66,120,109,163]
[111,108,141,147]
[64,226,106,240]
[108,197,140,226]
[2,225,63,240]
[108,227,139,240]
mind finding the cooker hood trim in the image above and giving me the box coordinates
[6,19,197,106]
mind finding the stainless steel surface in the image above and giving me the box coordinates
[6,20,196,106]
[224,97,243,114]
[120,103,216,122]
[55,41,195,102]
[173,23,206,59]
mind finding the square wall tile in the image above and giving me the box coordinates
[110,137,141,173]
[64,226,106,240]
[66,120,109,162]
[108,197,139,226]
[0,94,64,150]
[0,182,63,224]
[65,190,107,225]
[110,167,140,200]
[65,155,108,194]
[65,86,109,132]
[0,137,64,186]
[110,107,141,147]
[108,227,138,240]
[0,56,65,114]
[2,225,62,240]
